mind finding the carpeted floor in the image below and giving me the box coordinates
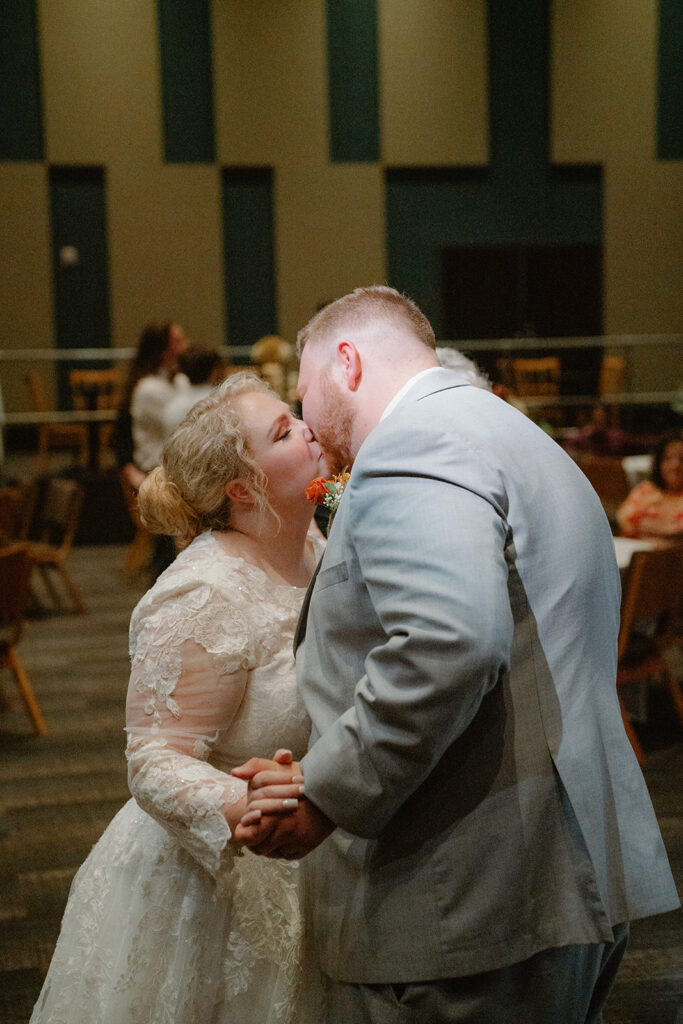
[0,543,681,1023]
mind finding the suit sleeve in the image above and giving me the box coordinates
[301,423,514,838]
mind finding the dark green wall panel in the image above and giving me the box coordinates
[157,0,215,163]
[0,0,43,160]
[326,0,380,162]
[657,0,683,159]
[386,0,602,335]
[49,166,112,404]
[222,168,277,350]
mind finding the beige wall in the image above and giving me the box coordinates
[553,0,683,391]
[0,164,53,410]
[379,0,488,166]
[1,0,681,414]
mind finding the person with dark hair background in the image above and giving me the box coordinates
[113,320,189,580]
[617,430,683,538]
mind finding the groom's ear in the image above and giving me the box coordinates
[337,340,362,392]
[225,480,254,505]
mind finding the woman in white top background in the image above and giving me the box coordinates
[114,320,190,580]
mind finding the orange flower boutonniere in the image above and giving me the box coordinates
[306,471,350,515]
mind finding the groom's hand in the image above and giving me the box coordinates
[234,798,334,859]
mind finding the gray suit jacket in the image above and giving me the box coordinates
[298,369,678,983]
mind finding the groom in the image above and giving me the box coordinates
[234,286,678,1022]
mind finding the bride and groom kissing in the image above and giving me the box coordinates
[32,286,677,1024]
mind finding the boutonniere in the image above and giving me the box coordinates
[306,470,350,517]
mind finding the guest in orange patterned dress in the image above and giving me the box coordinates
[617,431,683,538]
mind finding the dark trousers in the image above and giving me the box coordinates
[325,923,629,1024]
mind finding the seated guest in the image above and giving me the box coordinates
[564,404,658,458]
[113,321,190,580]
[617,430,683,538]
[435,347,491,389]
[113,321,190,493]
[162,345,226,434]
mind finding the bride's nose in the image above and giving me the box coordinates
[302,424,316,443]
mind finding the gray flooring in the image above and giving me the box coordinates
[0,542,681,1023]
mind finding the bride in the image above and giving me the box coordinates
[30,371,327,1024]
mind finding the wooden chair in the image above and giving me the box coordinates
[0,543,47,734]
[617,546,683,763]
[599,354,626,426]
[69,369,122,471]
[599,354,625,397]
[119,470,152,578]
[25,478,87,614]
[511,356,561,397]
[0,483,37,545]
[575,453,631,529]
[26,369,89,472]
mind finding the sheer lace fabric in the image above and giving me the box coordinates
[31,531,324,1024]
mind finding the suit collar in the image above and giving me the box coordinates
[390,366,470,413]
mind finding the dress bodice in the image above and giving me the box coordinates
[125,530,319,882]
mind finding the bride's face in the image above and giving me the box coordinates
[233,391,326,508]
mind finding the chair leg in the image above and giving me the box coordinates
[38,564,63,610]
[618,699,645,764]
[664,664,683,731]
[123,527,151,578]
[0,680,12,712]
[57,563,87,615]
[8,648,47,735]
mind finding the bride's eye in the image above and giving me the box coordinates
[277,428,292,442]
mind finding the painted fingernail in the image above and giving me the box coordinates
[298,786,306,795]
[292,775,305,783]
[243,809,261,823]
[282,799,298,809]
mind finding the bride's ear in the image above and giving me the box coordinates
[225,480,254,505]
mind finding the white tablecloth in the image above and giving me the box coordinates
[613,535,657,570]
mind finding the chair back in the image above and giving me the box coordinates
[0,544,32,647]
[599,355,625,397]
[575,453,631,526]
[511,356,561,397]
[25,369,52,413]
[0,483,37,544]
[69,369,122,411]
[38,478,84,553]
[618,546,683,662]
[0,489,22,544]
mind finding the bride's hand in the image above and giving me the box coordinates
[232,751,304,807]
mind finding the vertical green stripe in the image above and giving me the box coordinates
[222,168,277,350]
[0,0,43,160]
[157,0,215,163]
[657,0,683,159]
[385,0,602,335]
[49,166,111,404]
[326,0,380,162]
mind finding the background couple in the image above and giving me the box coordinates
[32,286,678,1024]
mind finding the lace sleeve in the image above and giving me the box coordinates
[125,579,252,881]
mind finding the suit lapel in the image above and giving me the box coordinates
[293,555,323,655]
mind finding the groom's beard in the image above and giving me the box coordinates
[314,372,355,477]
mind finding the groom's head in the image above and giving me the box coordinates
[296,286,438,473]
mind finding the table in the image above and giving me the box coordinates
[613,536,658,571]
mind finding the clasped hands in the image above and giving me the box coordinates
[231,750,333,859]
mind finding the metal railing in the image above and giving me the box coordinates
[1,336,681,459]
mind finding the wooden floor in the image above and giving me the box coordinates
[0,542,682,1023]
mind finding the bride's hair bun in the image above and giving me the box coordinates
[137,467,199,541]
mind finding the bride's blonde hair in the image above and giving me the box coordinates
[137,371,275,544]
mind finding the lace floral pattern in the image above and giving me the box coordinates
[30,530,325,1024]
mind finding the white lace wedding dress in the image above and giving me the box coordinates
[30,530,325,1024]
